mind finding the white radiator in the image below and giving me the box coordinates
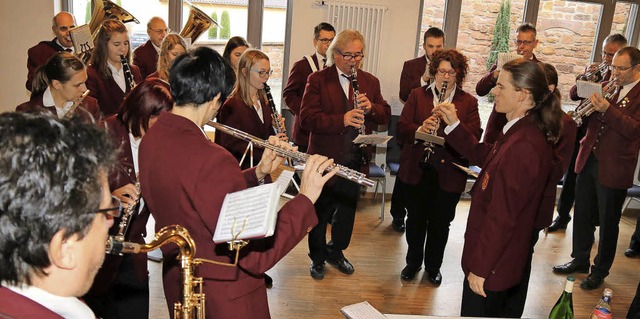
[318,1,388,75]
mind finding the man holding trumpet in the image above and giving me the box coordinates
[553,46,640,290]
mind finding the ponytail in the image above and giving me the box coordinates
[30,67,50,99]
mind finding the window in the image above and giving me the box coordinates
[418,0,446,57]
[263,1,288,112]
[613,1,633,39]
[183,1,248,49]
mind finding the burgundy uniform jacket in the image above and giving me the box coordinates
[26,38,65,91]
[476,55,540,143]
[86,64,142,117]
[215,94,275,168]
[300,65,391,167]
[133,40,158,79]
[86,115,149,296]
[282,54,320,146]
[139,112,318,319]
[397,85,481,193]
[0,286,66,318]
[399,55,427,103]
[15,93,102,123]
[575,80,640,189]
[446,114,552,291]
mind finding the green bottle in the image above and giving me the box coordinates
[549,276,575,319]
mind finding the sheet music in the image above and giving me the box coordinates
[69,24,93,54]
[353,134,392,145]
[415,131,445,146]
[576,80,603,99]
[270,165,296,195]
[497,52,523,69]
[213,183,279,243]
[341,301,387,319]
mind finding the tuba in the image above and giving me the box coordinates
[180,2,220,44]
[88,0,139,36]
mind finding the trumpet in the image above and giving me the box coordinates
[568,79,619,126]
[207,121,375,188]
[264,84,285,135]
[576,61,608,83]
[63,90,90,119]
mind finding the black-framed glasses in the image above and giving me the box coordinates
[437,68,457,76]
[316,37,334,44]
[94,195,123,218]
[609,64,637,72]
[336,50,364,61]
[514,39,534,46]
[251,69,273,78]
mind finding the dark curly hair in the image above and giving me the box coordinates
[0,113,116,285]
[429,49,469,87]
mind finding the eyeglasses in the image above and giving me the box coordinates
[437,68,457,76]
[316,37,334,44]
[251,69,273,78]
[94,195,123,218]
[336,50,364,61]
[609,64,637,72]
[149,28,169,34]
[514,40,535,46]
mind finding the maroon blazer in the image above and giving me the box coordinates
[399,55,427,103]
[133,40,158,79]
[537,114,577,229]
[15,93,102,123]
[139,112,318,319]
[215,94,275,168]
[0,286,66,318]
[26,38,65,91]
[397,85,481,193]
[300,65,391,166]
[282,54,320,146]
[477,55,540,143]
[575,80,640,189]
[86,64,143,117]
[446,114,552,291]
[146,70,160,80]
[86,115,149,297]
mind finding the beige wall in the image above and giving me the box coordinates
[0,0,56,113]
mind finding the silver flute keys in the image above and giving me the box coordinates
[207,121,375,188]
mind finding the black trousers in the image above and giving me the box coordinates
[629,215,640,250]
[84,254,150,319]
[308,176,361,264]
[390,176,408,221]
[404,169,461,273]
[628,281,640,319]
[572,154,627,277]
[555,139,581,220]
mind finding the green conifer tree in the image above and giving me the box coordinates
[85,0,91,23]
[220,10,231,39]
[208,12,218,39]
[487,0,511,70]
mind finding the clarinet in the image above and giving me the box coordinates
[350,66,369,167]
[108,181,142,255]
[120,55,135,90]
[207,121,375,187]
[264,84,285,135]
[421,81,448,168]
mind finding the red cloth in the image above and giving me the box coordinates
[0,286,66,318]
[282,54,320,146]
[399,55,427,103]
[86,65,142,117]
[133,40,158,79]
[26,38,65,91]
[15,93,102,123]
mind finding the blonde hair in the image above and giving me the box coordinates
[232,49,269,106]
[156,33,187,81]
[326,29,366,66]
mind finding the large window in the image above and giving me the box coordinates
[263,1,288,112]
[613,1,633,38]
[418,0,446,56]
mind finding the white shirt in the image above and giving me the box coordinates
[337,67,352,98]
[55,39,74,53]
[253,98,265,123]
[128,133,145,215]
[617,78,640,103]
[108,61,127,93]
[42,87,74,118]
[429,82,457,108]
[152,42,161,53]
[315,52,327,69]
[4,283,95,319]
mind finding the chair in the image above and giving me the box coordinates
[368,161,386,220]
[622,151,640,215]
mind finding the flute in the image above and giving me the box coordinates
[63,90,90,119]
[207,121,375,188]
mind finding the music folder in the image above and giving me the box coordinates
[341,301,387,319]
[352,134,392,145]
[212,183,280,243]
[69,24,93,55]
[415,131,445,146]
[576,80,603,99]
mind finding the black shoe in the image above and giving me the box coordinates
[427,271,442,285]
[552,260,590,274]
[625,248,640,258]
[400,265,421,280]
[310,262,325,280]
[392,218,406,232]
[580,274,604,290]
[327,257,355,275]
[264,274,273,288]
[547,216,571,232]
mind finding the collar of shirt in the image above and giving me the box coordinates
[337,67,351,98]
[43,87,74,118]
[315,52,327,68]
[108,61,127,93]
[503,115,524,134]
[618,78,640,103]
[4,283,95,319]
[428,82,456,105]
[55,39,74,52]
[152,42,161,53]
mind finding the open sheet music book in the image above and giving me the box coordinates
[69,24,93,55]
[341,301,387,319]
[497,52,523,69]
[212,183,280,243]
[576,80,603,99]
[353,134,392,145]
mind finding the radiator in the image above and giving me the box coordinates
[318,1,388,75]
